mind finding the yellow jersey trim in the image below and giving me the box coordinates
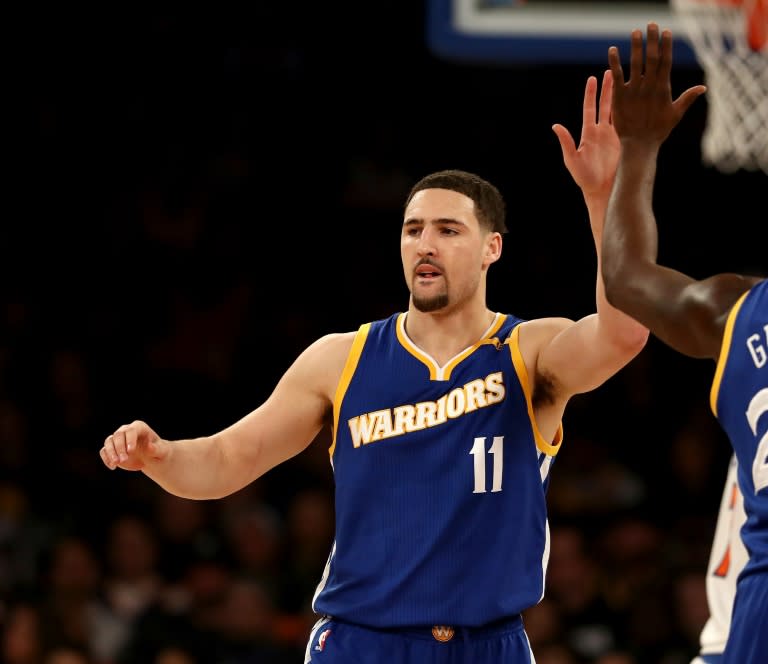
[330,323,371,459]
[396,312,508,381]
[509,324,563,455]
[710,290,750,418]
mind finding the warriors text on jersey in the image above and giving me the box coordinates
[311,312,563,628]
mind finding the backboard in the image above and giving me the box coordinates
[427,0,699,65]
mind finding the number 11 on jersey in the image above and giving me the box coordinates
[470,436,504,493]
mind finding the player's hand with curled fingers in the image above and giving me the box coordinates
[552,69,620,198]
[100,420,168,471]
[608,22,706,147]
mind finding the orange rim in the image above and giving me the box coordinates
[746,0,768,50]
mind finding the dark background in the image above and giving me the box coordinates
[2,3,765,664]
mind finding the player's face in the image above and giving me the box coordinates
[401,188,498,313]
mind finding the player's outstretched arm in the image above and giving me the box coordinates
[537,70,648,400]
[601,23,759,360]
[99,332,353,499]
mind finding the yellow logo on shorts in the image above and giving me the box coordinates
[432,625,455,642]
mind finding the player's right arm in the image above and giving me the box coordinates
[99,331,355,499]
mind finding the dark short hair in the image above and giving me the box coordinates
[404,169,508,234]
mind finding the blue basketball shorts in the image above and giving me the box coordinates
[304,614,534,664]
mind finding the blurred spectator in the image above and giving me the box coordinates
[545,525,619,660]
[36,533,105,656]
[115,548,234,663]
[0,477,52,597]
[202,577,289,663]
[151,492,223,586]
[43,644,94,664]
[154,645,197,664]
[221,502,283,605]
[96,513,167,660]
[533,642,580,664]
[278,486,335,616]
[598,516,676,660]
[594,651,638,664]
[1,600,43,664]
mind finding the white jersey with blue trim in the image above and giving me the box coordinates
[311,312,563,628]
[710,279,768,581]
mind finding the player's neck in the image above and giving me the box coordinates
[405,303,497,365]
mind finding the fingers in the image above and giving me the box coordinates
[611,22,675,90]
[597,69,613,124]
[582,75,598,128]
[646,22,661,82]
[100,421,143,470]
[102,430,129,469]
[629,27,644,83]
[113,425,133,458]
[101,434,121,469]
[658,28,674,84]
[675,84,708,117]
[607,46,624,87]
[552,123,577,159]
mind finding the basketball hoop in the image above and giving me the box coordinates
[671,0,768,174]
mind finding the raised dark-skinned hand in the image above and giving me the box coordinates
[608,22,707,147]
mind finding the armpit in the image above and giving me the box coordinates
[532,369,559,408]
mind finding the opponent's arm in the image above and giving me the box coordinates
[100,332,353,499]
[601,23,760,360]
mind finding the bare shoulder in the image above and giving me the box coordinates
[517,317,574,352]
[305,331,358,361]
[515,317,577,435]
[514,318,573,388]
[687,274,763,310]
[290,331,359,398]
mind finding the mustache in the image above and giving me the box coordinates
[414,258,443,272]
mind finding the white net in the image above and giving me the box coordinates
[671,0,768,173]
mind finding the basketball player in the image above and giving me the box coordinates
[100,71,649,663]
[692,454,748,664]
[602,22,767,664]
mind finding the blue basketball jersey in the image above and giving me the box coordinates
[312,312,563,628]
[710,279,768,581]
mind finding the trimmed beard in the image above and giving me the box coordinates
[412,292,449,312]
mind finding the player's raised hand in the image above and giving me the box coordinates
[608,22,707,146]
[100,420,168,471]
[552,69,620,197]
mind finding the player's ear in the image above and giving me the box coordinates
[484,232,502,267]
